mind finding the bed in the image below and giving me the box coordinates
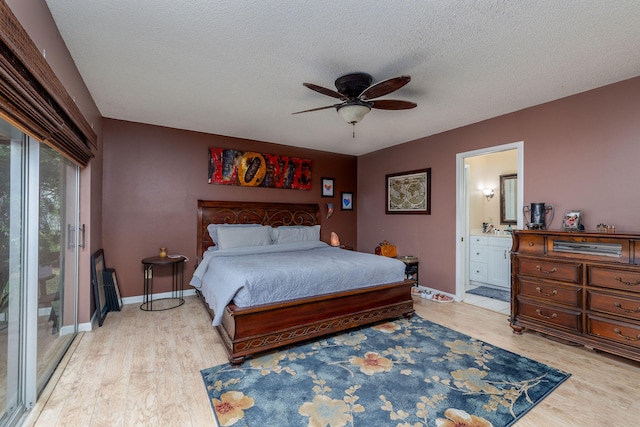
[193,200,415,364]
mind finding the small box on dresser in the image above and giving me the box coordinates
[510,229,640,363]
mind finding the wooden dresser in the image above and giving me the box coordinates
[510,229,640,363]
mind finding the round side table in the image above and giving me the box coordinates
[141,255,186,311]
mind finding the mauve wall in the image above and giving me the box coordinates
[358,77,640,294]
[102,119,357,297]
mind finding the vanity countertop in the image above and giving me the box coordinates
[470,232,512,238]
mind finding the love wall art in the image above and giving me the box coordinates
[208,147,312,190]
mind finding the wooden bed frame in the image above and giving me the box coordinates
[195,200,415,365]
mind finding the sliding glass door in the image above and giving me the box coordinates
[0,118,78,426]
[0,119,24,426]
[36,144,78,394]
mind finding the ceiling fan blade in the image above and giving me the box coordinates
[360,76,411,100]
[370,99,417,110]
[291,104,342,115]
[303,83,348,100]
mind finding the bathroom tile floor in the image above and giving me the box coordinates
[463,285,510,315]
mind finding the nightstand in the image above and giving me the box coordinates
[397,256,419,286]
[141,255,186,311]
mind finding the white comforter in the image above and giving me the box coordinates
[190,241,406,326]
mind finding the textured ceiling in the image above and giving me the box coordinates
[45,0,640,156]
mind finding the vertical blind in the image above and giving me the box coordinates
[0,0,96,166]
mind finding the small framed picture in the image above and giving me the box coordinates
[562,210,582,230]
[341,192,353,210]
[91,249,108,326]
[321,177,335,197]
[110,269,124,311]
[103,268,123,311]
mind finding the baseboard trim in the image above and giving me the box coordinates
[82,289,197,331]
[121,288,197,306]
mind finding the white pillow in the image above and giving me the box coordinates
[272,225,320,244]
[216,226,273,250]
[207,223,263,250]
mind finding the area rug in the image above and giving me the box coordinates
[201,315,569,426]
[467,286,511,303]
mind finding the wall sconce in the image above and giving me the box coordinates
[482,188,495,201]
[326,203,334,219]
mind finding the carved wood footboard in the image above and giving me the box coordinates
[197,281,415,364]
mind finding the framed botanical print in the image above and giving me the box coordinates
[386,168,431,214]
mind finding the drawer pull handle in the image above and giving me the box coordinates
[535,287,558,297]
[613,328,640,341]
[613,302,640,313]
[535,309,557,320]
[613,276,640,287]
[535,266,557,274]
[528,242,534,247]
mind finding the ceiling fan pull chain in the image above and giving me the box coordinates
[352,123,355,138]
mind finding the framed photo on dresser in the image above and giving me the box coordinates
[562,210,582,230]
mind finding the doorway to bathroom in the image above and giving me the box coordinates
[455,142,524,313]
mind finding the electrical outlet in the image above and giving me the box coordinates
[145,269,152,279]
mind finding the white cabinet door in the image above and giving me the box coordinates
[487,240,511,288]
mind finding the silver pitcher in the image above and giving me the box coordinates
[523,203,554,230]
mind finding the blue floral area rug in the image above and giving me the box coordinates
[201,315,570,426]
[467,286,511,303]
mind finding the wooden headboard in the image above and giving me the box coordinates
[196,200,320,259]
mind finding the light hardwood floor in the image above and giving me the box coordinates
[24,295,640,426]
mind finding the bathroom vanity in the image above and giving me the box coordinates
[469,234,512,289]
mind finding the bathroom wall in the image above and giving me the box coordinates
[466,150,518,232]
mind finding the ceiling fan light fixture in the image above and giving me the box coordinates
[337,102,371,124]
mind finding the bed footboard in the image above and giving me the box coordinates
[198,280,414,365]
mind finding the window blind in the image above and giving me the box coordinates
[0,1,96,166]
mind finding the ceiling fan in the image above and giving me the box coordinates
[292,72,417,136]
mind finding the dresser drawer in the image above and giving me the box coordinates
[587,290,640,321]
[516,234,545,255]
[518,278,581,307]
[588,266,640,292]
[518,258,581,283]
[587,315,640,349]
[516,299,581,332]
